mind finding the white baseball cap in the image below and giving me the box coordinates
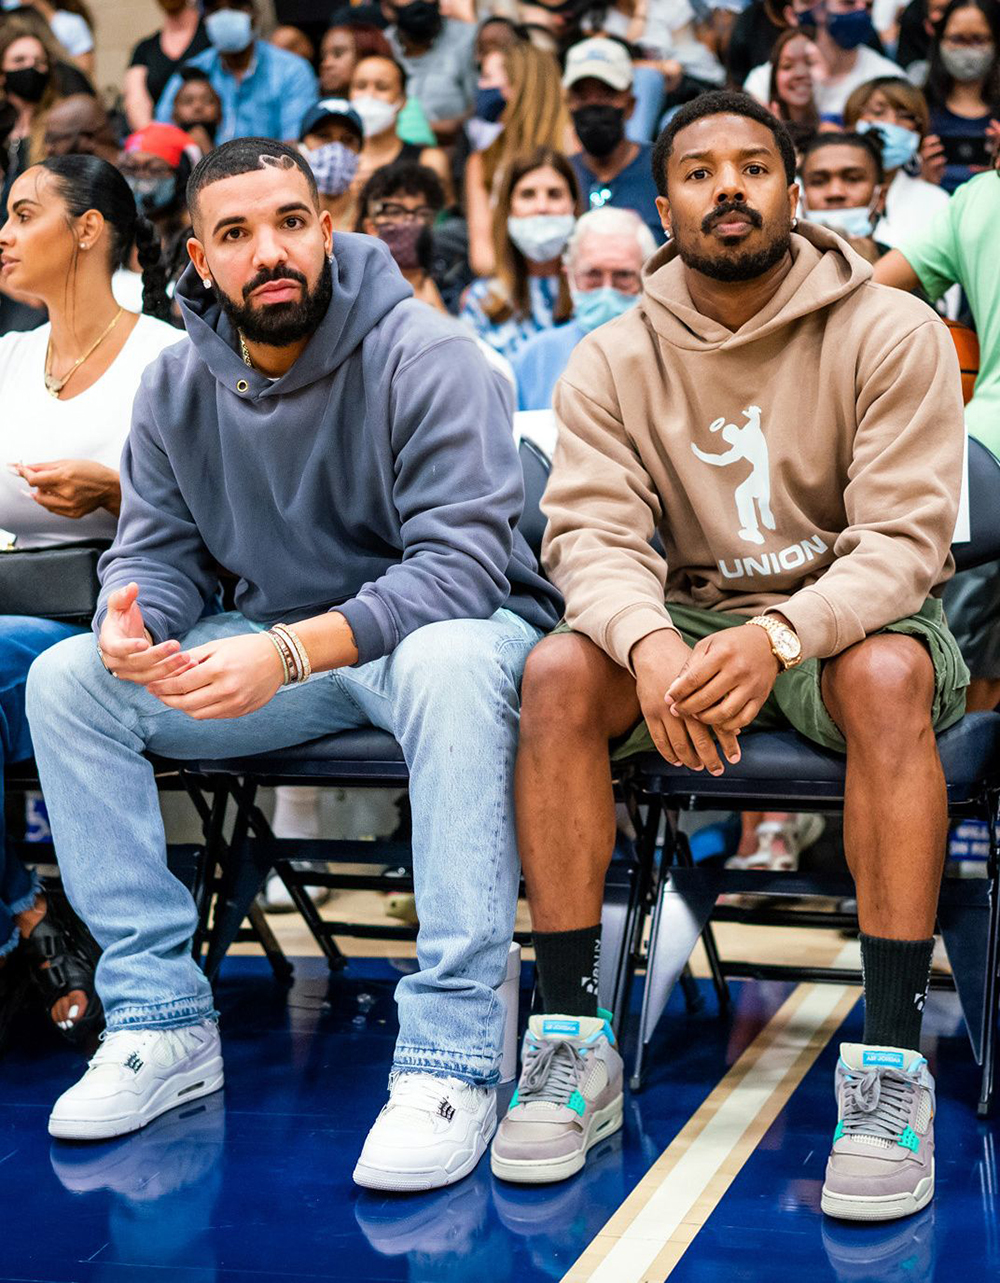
[562,37,634,93]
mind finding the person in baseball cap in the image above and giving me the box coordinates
[120,122,202,224]
[298,99,365,227]
[563,36,664,247]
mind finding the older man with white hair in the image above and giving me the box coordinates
[512,207,657,413]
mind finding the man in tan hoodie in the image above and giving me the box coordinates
[490,91,968,1223]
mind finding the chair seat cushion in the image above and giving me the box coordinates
[188,728,408,782]
[627,711,1000,804]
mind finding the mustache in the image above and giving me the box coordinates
[702,202,764,234]
[242,264,309,302]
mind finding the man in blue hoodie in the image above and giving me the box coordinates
[26,138,561,1192]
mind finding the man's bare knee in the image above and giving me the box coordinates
[520,633,636,742]
[823,634,936,741]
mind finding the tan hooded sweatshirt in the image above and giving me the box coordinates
[542,223,965,670]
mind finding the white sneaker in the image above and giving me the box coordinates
[261,867,331,913]
[48,1019,224,1141]
[353,1072,497,1192]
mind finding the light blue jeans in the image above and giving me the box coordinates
[25,608,542,1086]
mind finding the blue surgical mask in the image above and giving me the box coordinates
[205,8,254,54]
[474,85,506,123]
[571,285,639,333]
[856,119,920,169]
[826,7,875,49]
[125,174,177,214]
[808,204,876,237]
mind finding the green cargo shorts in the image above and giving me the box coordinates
[556,598,969,762]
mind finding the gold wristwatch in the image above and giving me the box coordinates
[746,614,803,670]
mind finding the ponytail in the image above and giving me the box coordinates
[134,216,171,322]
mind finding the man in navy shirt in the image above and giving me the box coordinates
[564,37,665,247]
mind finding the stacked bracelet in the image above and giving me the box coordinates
[266,623,312,685]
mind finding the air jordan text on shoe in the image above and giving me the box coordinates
[353,1071,497,1192]
[48,1019,224,1141]
[491,1011,623,1184]
[821,1043,935,1222]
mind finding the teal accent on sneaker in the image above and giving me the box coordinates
[833,1120,845,1143]
[568,1090,586,1117]
[508,1088,519,1111]
[542,1019,581,1036]
[597,1008,616,1046]
[898,1126,920,1153]
[862,1050,906,1069]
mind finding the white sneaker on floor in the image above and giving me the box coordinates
[261,867,331,913]
[353,1072,497,1192]
[48,1019,224,1141]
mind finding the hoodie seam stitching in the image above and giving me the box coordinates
[393,333,482,379]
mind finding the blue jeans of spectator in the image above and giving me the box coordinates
[26,608,542,1086]
[0,616,87,959]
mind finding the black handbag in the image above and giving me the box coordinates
[0,540,110,623]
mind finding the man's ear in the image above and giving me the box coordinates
[788,181,800,222]
[187,235,209,281]
[319,207,334,255]
[655,193,671,237]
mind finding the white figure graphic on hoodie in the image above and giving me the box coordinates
[691,405,775,545]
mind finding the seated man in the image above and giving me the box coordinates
[564,37,665,246]
[171,67,224,154]
[156,0,318,144]
[26,138,561,1192]
[512,206,656,411]
[800,130,888,264]
[493,92,967,1224]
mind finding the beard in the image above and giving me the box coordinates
[213,261,333,346]
[674,201,792,283]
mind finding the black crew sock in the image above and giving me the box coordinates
[860,932,934,1050]
[532,924,602,1017]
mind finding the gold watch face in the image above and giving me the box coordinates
[771,626,801,664]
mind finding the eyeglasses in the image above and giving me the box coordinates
[372,202,436,223]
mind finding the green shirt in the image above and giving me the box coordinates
[897,171,1000,457]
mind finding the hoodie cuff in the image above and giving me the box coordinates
[335,598,389,667]
[771,588,840,661]
[603,602,681,675]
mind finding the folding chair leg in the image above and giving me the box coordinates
[978,801,1000,1118]
[246,901,295,985]
[674,829,731,1014]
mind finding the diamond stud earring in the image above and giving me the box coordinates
[203,277,212,289]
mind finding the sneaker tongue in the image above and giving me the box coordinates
[839,1042,919,1074]
[528,1014,606,1043]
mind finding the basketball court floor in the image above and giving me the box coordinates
[1,904,995,1283]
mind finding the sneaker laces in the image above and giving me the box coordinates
[841,1069,916,1148]
[387,1074,469,1125]
[89,1027,191,1070]
[519,1039,585,1107]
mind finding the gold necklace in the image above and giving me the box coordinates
[239,331,254,369]
[44,307,125,399]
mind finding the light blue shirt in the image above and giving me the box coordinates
[155,41,318,144]
[512,321,586,411]
[461,276,564,363]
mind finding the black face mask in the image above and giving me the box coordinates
[395,0,442,42]
[572,104,625,159]
[4,67,49,105]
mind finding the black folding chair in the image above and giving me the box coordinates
[623,437,1000,1116]
[183,438,649,1029]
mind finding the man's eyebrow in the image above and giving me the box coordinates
[276,202,312,217]
[213,214,247,235]
[677,145,773,163]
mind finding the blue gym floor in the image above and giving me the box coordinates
[1,955,996,1283]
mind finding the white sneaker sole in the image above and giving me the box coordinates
[821,1168,934,1222]
[352,1111,497,1193]
[490,1093,624,1185]
[48,1054,225,1142]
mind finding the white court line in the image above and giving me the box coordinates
[580,942,861,1283]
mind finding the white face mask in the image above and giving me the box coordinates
[806,201,879,238]
[507,213,576,263]
[351,95,400,138]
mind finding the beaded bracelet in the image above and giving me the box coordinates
[266,623,312,685]
[274,623,312,682]
[265,630,292,684]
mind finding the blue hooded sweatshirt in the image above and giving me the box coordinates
[96,233,562,659]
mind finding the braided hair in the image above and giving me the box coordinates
[38,154,172,322]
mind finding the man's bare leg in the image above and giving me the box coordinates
[822,634,945,1047]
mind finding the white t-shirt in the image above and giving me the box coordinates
[875,169,950,250]
[0,314,183,549]
[50,10,94,56]
[744,44,904,117]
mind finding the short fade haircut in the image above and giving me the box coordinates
[651,91,797,197]
[187,137,319,223]
[802,130,884,184]
[360,160,445,214]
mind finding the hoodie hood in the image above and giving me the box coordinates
[639,222,873,352]
[175,231,412,400]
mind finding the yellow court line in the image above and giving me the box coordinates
[562,948,861,1283]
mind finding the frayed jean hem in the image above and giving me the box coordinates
[7,872,41,920]
[104,1000,219,1034]
[391,1046,501,1089]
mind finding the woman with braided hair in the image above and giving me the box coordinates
[0,152,181,1049]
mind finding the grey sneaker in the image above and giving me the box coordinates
[821,1043,935,1222]
[490,1011,623,1184]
